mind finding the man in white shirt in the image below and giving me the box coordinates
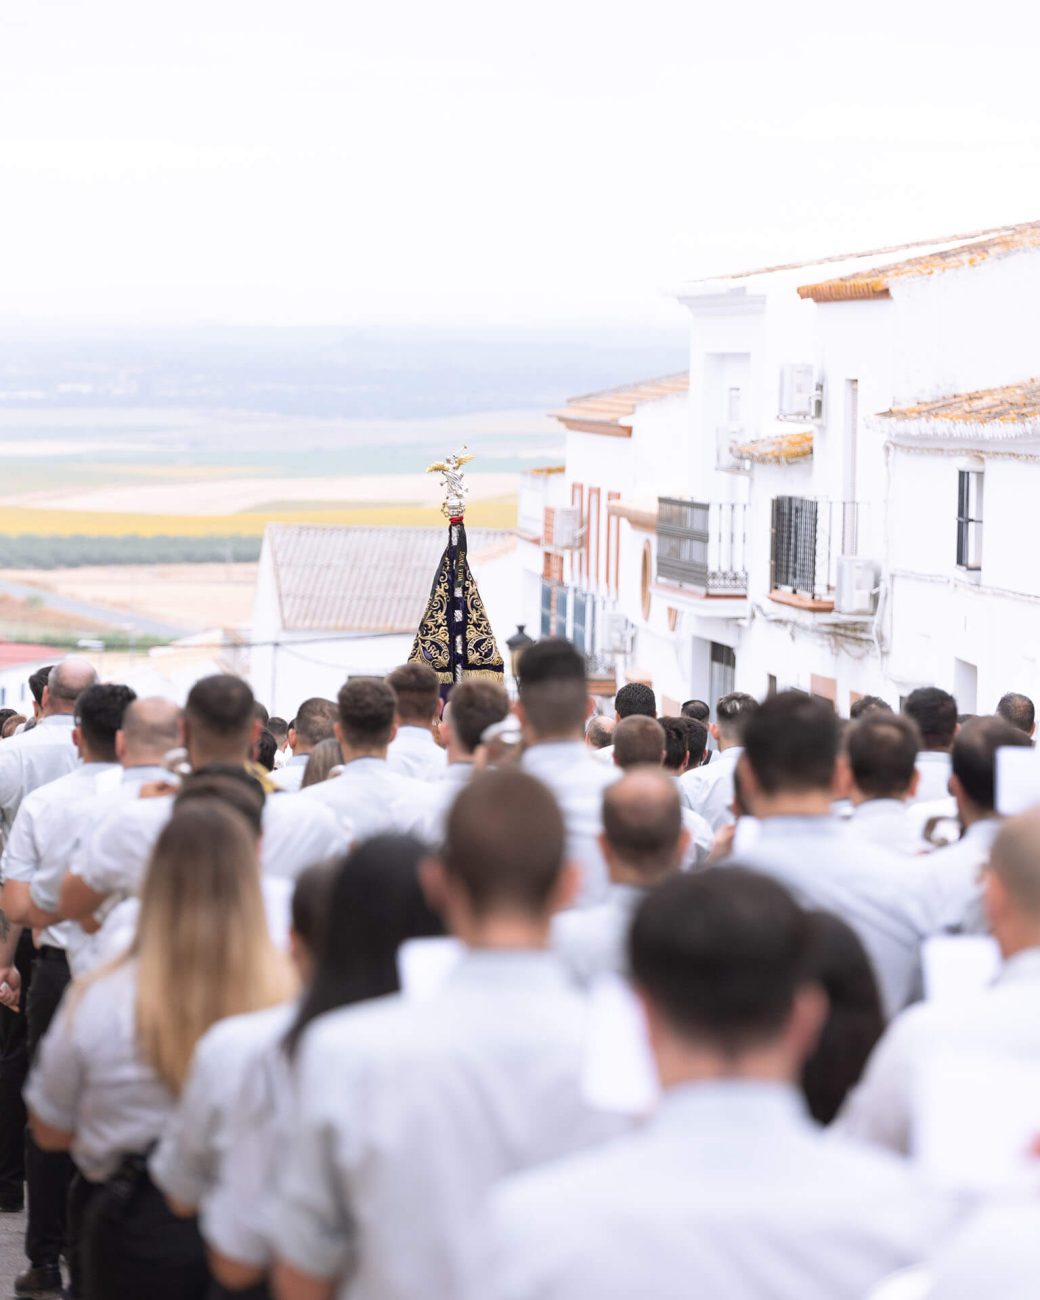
[733,692,928,1019]
[0,681,132,1300]
[552,767,688,985]
[591,682,658,767]
[903,686,958,806]
[516,639,618,905]
[297,676,432,841]
[270,697,337,792]
[386,663,448,781]
[838,808,1040,1157]
[845,712,928,855]
[408,679,509,846]
[58,674,345,926]
[487,867,951,1300]
[271,769,624,1300]
[995,690,1035,738]
[911,715,1031,935]
[584,715,614,752]
[612,716,713,865]
[679,691,759,831]
[0,657,97,833]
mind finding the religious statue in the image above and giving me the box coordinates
[425,449,475,519]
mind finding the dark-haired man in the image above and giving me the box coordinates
[271,770,622,1300]
[735,692,927,1018]
[298,676,432,840]
[913,716,1033,934]
[552,769,688,984]
[903,687,958,805]
[996,691,1036,738]
[488,868,948,1300]
[516,640,618,904]
[612,717,713,865]
[386,663,447,782]
[846,714,925,855]
[272,698,338,792]
[680,691,758,830]
[0,682,134,1300]
[849,695,894,720]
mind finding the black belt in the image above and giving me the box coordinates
[36,945,68,965]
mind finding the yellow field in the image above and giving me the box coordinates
[0,496,518,536]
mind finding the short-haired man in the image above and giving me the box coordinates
[553,769,688,984]
[489,869,949,1300]
[271,698,338,792]
[298,676,432,840]
[846,714,926,855]
[0,682,133,1299]
[409,679,510,845]
[680,691,759,831]
[0,658,98,833]
[612,718,712,866]
[584,715,615,751]
[903,687,958,805]
[912,716,1032,935]
[996,691,1036,738]
[271,770,623,1300]
[680,699,710,723]
[735,692,927,1018]
[516,640,618,904]
[386,663,448,781]
[849,695,894,720]
[839,807,1040,1157]
[615,682,656,720]
[58,675,344,928]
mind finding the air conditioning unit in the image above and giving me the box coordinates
[544,505,583,550]
[604,613,635,655]
[778,364,815,420]
[716,426,749,473]
[834,556,878,615]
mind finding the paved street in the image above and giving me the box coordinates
[0,1207,25,1295]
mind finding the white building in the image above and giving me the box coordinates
[250,523,518,717]
[519,220,1040,716]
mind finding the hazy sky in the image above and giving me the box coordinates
[3,0,1040,328]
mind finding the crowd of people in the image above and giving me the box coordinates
[0,643,1037,1298]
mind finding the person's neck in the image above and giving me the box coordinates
[716,736,740,753]
[122,755,167,770]
[446,746,475,766]
[41,705,74,721]
[957,801,994,831]
[994,923,1040,962]
[398,721,433,735]
[78,747,113,766]
[189,749,248,770]
[526,730,583,747]
[655,1038,795,1090]
[923,744,952,755]
[453,912,550,950]
[339,745,387,765]
[753,791,834,819]
[609,863,667,889]
[849,788,909,808]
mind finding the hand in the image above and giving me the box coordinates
[706,823,736,865]
[0,967,22,1013]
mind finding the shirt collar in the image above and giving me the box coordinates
[755,813,839,839]
[447,948,570,992]
[122,764,173,785]
[288,754,309,767]
[522,740,586,763]
[851,798,907,820]
[918,750,952,765]
[655,1079,808,1131]
[998,947,1040,985]
[37,714,75,729]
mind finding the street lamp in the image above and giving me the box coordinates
[505,624,535,685]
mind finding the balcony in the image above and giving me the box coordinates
[656,498,748,597]
[769,496,864,612]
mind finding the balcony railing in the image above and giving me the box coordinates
[656,499,748,596]
[770,497,862,602]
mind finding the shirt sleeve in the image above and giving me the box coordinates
[270,1034,355,1281]
[24,993,87,1136]
[0,749,22,825]
[150,1031,225,1208]
[1,799,39,884]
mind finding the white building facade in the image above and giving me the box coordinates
[519,221,1040,716]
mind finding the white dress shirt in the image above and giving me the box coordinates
[909,818,1001,935]
[912,751,953,805]
[848,798,928,857]
[151,1002,294,1211]
[485,1080,952,1300]
[387,726,448,782]
[837,946,1040,1156]
[0,714,79,830]
[551,883,646,985]
[269,754,309,792]
[679,746,742,831]
[2,760,121,949]
[403,761,474,846]
[296,755,430,842]
[926,1201,1040,1299]
[519,742,619,905]
[272,950,625,1300]
[735,816,928,1019]
[24,959,175,1182]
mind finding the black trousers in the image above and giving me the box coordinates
[76,1161,210,1300]
[25,946,74,1267]
[0,931,35,1206]
[209,1281,272,1299]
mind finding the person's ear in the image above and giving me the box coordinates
[982,865,1008,933]
[832,752,852,800]
[41,686,51,712]
[907,767,920,799]
[388,721,398,744]
[673,827,692,868]
[419,858,449,916]
[550,861,582,913]
[333,721,345,750]
[709,722,720,743]
[736,753,760,809]
[71,726,81,751]
[287,727,298,751]
[789,982,828,1064]
[949,772,964,804]
[250,717,263,749]
[115,730,127,763]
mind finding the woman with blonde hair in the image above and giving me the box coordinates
[26,801,289,1300]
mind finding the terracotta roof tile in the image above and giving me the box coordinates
[881,378,1040,435]
[730,430,814,463]
[552,373,688,436]
[265,524,514,632]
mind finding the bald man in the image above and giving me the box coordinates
[838,808,1040,1158]
[612,717,713,867]
[552,768,690,985]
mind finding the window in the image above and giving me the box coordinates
[771,496,819,595]
[956,470,983,571]
[709,642,736,711]
[727,387,742,427]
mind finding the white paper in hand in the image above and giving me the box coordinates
[397,937,464,1003]
[581,973,660,1116]
[996,747,1040,816]
[922,936,1001,1002]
